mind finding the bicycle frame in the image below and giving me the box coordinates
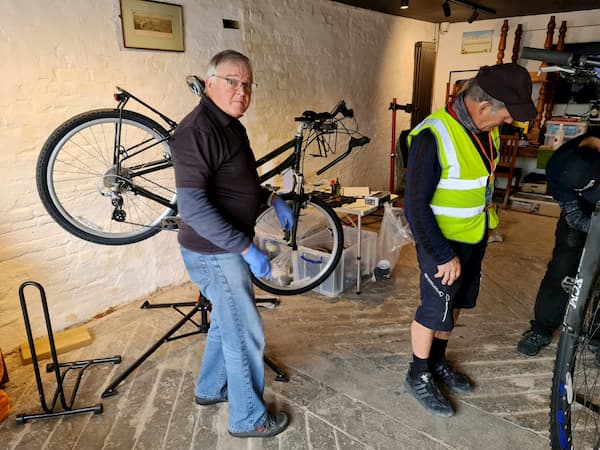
[562,202,600,334]
[112,87,179,212]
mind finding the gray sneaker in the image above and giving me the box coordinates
[229,412,289,438]
[517,330,551,356]
[404,369,454,417]
[195,395,227,406]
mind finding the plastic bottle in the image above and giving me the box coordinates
[552,124,564,150]
[330,179,336,195]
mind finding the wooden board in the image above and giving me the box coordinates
[0,348,8,386]
[20,326,93,364]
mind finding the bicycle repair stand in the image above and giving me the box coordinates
[16,281,121,424]
[101,292,288,398]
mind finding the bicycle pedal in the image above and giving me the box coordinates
[161,216,181,229]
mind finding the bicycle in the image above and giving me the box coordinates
[522,46,600,450]
[36,76,370,295]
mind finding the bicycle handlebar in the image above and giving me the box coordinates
[331,100,354,119]
[315,136,370,176]
[521,47,573,66]
[521,47,600,86]
[522,47,600,70]
[295,100,354,125]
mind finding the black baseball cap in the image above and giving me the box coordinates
[476,63,536,121]
[561,146,600,203]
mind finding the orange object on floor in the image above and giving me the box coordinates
[0,390,9,423]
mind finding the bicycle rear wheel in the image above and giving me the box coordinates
[251,196,344,296]
[550,273,600,450]
[36,109,176,245]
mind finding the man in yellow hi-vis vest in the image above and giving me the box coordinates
[403,63,536,417]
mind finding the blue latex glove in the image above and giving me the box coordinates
[272,197,294,231]
[241,243,271,278]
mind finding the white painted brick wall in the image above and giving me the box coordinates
[0,0,434,351]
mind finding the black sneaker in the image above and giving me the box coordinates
[517,330,551,356]
[229,412,289,438]
[432,361,473,394]
[194,395,227,406]
[403,369,454,417]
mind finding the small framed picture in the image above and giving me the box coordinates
[120,0,184,52]
[461,30,493,54]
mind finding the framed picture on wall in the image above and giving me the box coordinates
[461,30,493,54]
[120,0,184,52]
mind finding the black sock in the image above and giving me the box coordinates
[429,337,448,367]
[411,354,429,377]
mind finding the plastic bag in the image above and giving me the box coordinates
[375,203,414,276]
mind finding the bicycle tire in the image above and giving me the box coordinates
[36,109,176,245]
[251,196,344,295]
[550,272,600,450]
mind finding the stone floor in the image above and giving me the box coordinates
[0,209,558,449]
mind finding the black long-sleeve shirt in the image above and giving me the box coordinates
[171,95,270,254]
[404,129,453,264]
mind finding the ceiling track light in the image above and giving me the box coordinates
[400,0,409,10]
[442,0,451,17]
[468,8,479,23]
[442,0,495,19]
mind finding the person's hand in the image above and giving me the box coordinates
[272,197,294,231]
[434,256,461,286]
[579,136,600,153]
[241,243,271,278]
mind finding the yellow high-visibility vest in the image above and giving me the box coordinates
[408,108,500,243]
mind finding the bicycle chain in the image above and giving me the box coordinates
[116,219,178,231]
[135,174,176,195]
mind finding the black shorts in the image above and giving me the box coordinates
[414,239,487,332]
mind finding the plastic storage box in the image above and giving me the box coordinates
[293,226,377,297]
[544,120,587,146]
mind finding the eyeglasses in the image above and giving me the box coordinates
[209,74,256,92]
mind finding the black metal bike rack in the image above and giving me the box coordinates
[101,292,288,399]
[16,281,121,424]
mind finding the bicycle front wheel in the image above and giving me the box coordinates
[36,109,176,245]
[550,273,600,450]
[251,197,343,295]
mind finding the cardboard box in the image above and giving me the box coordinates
[521,182,547,194]
[509,192,560,218]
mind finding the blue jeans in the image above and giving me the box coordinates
[180,247,267,433]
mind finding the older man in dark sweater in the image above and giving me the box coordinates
[171,50,292,438]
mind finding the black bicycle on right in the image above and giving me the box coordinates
[522,46,600,449]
